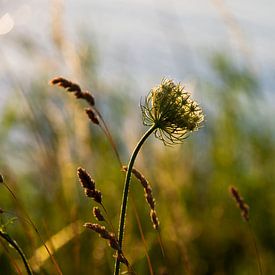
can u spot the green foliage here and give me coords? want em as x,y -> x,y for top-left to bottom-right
0,44 -> 274,274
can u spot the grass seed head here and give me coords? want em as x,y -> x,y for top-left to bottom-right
49,77 -> 81,93
108,234 -> 120,251
82,91 -> 95,106
150,210 -> 160,230
93,189 -> 102,204
50,77 -> 95,106
84,223 -> 120,251
77,168 -> 95,190
86,108 -> 100,125
93,207 -> 105,222
123,166 -> 158,227
230,186 -> 250,222
84,189 -> 102,204
84,223 -> 109,238
145,186 -> 155,210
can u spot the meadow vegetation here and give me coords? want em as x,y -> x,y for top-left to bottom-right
0,32 -> 275,275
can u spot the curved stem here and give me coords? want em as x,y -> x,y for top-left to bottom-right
114,125 -> 157,275
2,181 -> 63,275
0,230 -> 33,275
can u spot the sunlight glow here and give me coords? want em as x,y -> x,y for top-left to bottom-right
0,13 -> 14,35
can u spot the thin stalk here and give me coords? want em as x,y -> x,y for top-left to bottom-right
0,230 -> 33,275
93,106 -> 122,167
248,222 -> 263,275
100,203 -> 116,234
114,125 -> 157,275
0,238 -> 23,275
1,181 -> 63,275
131,196 -> 154,275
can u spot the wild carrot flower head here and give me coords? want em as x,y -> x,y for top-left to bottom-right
141,78 -> 204,145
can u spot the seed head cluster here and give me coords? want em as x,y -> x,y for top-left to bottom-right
141,78 -> 204,145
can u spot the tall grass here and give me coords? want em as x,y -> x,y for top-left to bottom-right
0,29 -> 275,273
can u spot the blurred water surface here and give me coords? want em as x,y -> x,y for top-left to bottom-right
1,0 -> 274,98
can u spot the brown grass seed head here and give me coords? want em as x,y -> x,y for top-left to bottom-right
125,167 -> 156,209
50,76 -> 95,106
84,222 -> 126,263
145,186 -> 155,210
85,189 -> 102,204
92,189 -> 102,204
82,91 -> 95,106
124,166 -> 159,229
123,166 -> 149,189
150,210 -> 160,230
229,186 -> 250,222
50,77 -> 81,93
84,223 -> 109,237
85,108 -> 100,125
84,223 -> 120,251
77,167 -> 95,190
108,233 -> 120,251
93,207 -> 105,222
0,174 -> 3,183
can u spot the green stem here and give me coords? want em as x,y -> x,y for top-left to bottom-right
114,125 -> 157,275
0,230 -> 33,275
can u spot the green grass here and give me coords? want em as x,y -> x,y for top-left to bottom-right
0,48 -> 274,274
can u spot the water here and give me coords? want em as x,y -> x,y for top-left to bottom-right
1,0 -> 275,103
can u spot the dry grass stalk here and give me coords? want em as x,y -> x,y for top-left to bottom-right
229,186 -> 249,222
123,166 -> 160,229
0,174 -> 3,183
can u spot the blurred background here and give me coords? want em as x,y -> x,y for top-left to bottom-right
0,0 -> 275,274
